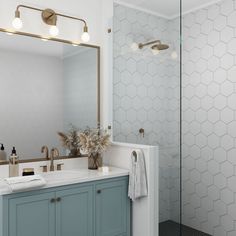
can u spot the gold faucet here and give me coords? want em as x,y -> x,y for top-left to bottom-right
41,145 -> 49,159
50,148 -> 59,171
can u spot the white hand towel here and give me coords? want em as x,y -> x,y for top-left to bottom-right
4,175 -> 46,192
128,149 -> 148,201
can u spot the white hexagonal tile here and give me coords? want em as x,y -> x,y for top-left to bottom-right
214,42 -> 227,58
207,30 -> 220,46
221,135 -> 234,150
147,62 -> 157,76
208,159 -> 220,175
220,107 -> 234,123
220,26 -> 234,43
228,11 -> 236,27
214,15 -> 227,31
227,94 -> 236,110
214,173 -> 226,189
208,4 -> 220,20
207,56 -> 220,72
227,149 -> 236,165
208,185 -> 220,200
126,58 -> 137,74
208,108 -> 220,123
228,121 -> 236,137
201,45 -> 213,59
126,109 -> 137,122
227,38 -> 236,55
221,215 -> 234,231
214,121 -> 227,137
228,67 -> 236,83
214,68 -> 226,84
214,147 -> 227,163
220,54 -> 234,70
137,86 -> 147,98
136,60 -> 147,75
208,134 -> 220,149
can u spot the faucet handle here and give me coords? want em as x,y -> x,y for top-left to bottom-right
40,165 -> 48,172
56,163 -> 64,171
51,148 -> 60,158
41,145 -> 49,159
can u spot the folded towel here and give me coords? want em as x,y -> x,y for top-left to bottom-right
4,175 -> 46,192
128,149 -> 148,201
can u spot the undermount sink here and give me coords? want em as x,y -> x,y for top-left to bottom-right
42,170 -> 89,182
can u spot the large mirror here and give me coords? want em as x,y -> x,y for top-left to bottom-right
0,31 -> 100,162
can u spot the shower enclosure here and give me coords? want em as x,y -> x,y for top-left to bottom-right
112,1 -> 181,235
113,0 -> 236,235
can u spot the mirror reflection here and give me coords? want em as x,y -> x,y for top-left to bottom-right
0,33 -> 99,160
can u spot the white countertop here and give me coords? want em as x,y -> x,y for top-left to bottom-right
0,167 -> 129,195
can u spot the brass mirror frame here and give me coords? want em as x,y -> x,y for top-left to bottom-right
0,28 -> 101,165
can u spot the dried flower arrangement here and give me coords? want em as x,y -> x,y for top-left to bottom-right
79,128 -> 110,155
57,125 -> 80,156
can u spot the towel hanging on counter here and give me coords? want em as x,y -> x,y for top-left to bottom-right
4,175 -> 46,192
128,149 -> 148,201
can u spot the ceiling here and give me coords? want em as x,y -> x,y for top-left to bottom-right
115,0 -> 223,18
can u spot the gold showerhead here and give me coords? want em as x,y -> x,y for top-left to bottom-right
151,43 -> 169,51
138,39 -> 169,52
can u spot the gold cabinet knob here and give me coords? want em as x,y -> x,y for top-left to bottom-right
40,165 -> 48,172
50,198 -> 56,203
56,197 -> 61,202
56,163 -> 64,171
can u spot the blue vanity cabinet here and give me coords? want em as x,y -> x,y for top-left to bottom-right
1,176 -> 130,236
8,192 -> 56,236
55,185 -> 93,236
95,178 -> 130,236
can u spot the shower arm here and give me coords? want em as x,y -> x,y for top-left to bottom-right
138,40 -> 161,49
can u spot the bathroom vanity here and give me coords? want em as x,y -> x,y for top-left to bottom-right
0,168 -> 130,236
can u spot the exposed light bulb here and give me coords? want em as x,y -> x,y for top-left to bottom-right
171,51 -> 178,59
81,32 -> 90,42
12,17 -> 23,30
152,48 -> 160,55
49,25 -> 59,37
131,42 -> 139,51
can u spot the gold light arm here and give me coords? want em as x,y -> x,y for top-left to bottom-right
15,4 -> 88,28
139,40 -> 161,49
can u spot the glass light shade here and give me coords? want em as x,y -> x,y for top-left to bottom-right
12,17 -> 23,30
152,48 -> 160,55
81,32 -> 90,42
171,51 -> 178,59
131,43 -> 139,51
49,25 -> 59,37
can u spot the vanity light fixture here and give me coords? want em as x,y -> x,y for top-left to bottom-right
12,5 -> 90,42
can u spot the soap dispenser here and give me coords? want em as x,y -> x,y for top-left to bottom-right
9,147 -> 19,177
0,144 -> 7,161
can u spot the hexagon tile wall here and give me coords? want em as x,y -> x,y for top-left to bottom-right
113,3 -> 181,225
182,0 -> 236,235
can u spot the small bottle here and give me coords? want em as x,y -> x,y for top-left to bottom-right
9,147 -> 19,177
0,144 -> 7,161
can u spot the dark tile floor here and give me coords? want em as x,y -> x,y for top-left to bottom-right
159,220 -> 212,236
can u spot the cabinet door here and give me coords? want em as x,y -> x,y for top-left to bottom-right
95,179 -> 129,236
56,185 -> 93,236
9,192 -> 55,236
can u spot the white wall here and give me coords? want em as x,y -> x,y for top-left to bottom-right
112,3 -> 181,223
182,0 -> 236,235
